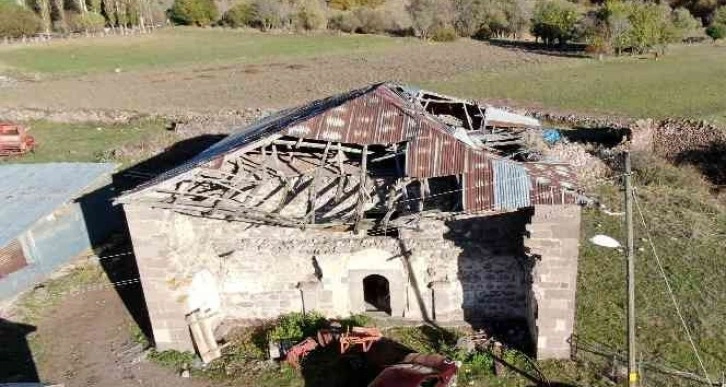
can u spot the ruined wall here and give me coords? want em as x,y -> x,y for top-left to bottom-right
125,204 -> 578,359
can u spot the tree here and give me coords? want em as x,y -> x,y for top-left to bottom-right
706,5 -> 726,40
407,0 -> 454,39
249,0 -> 286,30
0,2 -> 42,37
714,5 -> 726,24
68,11 -> 105,32
327,0 -> 384,11
30,0 -> 51,33
293,0 -> 326,30
530,0 -> 579,46
168,0 -> 218,26
454,0 -> 530,38
223,1 -> 254,27
627,2 -> 675,53
602,0 -> 634,54
671,7 -> 701,40
706,22 -> 726,39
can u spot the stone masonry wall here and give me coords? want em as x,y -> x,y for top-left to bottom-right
125,203 -> 578,358
526,204 -> 581,359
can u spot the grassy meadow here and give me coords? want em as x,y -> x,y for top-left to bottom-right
0,28 -> 397,75
430,44 -> 726,124
0,119 -> 170,165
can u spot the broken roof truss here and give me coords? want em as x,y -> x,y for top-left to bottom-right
120,83 -> 578,233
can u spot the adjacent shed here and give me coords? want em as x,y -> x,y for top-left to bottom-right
0,163 -> 119,300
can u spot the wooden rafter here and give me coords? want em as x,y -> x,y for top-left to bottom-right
353,144 -> 369,235
305,141 -> 332,225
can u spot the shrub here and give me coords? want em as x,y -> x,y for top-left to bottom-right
147,350 -> 197,372
168,0 -> 219,26
293,0 -> 327,30
223,1 -> 255,27
431,24 -> 457,41
0,2 -> 42,38
354,7 -> 390,33
67,11 -> 106,33
328,10 -> 360,32
706,23 -> 726,40
339,314 -> 373,330
269,311 -> 326,342
530,0 -> 579,46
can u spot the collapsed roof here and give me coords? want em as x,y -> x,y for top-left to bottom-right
119,83 -> 578,233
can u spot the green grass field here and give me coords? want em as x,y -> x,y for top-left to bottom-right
0,119 -> 169,165
431,44 -> 726,124
0,28 -> 397,75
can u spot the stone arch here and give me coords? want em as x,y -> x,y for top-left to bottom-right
363,274 -> 391,315
346,248 -> 406,317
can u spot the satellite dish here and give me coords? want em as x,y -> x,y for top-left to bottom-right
590,234 -> 622,249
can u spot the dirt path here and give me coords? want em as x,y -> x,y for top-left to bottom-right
0,40 -> 566,115
30,288 -> 211,387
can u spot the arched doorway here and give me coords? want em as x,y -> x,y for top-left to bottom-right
363,274 -> 391,315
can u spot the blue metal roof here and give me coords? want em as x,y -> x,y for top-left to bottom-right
0,163 -> 116,247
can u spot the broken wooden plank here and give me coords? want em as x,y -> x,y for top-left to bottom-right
273,139 -> 369,155
305,141 -> 332,225
353,144 -> 369,235
335,143 -> 345,201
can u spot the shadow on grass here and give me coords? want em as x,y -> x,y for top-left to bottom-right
487,39 -> 590,59
674,140 -> 726,186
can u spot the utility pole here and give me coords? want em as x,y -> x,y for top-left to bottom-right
624,151 -> 638,386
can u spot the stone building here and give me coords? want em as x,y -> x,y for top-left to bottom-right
118,83 -> 581,359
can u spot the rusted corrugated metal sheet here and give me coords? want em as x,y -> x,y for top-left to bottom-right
463,151 -> 494,211
285,86 -> 415,145
406,123 -> 468,178
524,163 -> 579,205
0,240 -> 27,278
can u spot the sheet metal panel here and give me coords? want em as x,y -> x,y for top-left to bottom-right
522,163 -> 579,205
0,163 -> 116,247
406,123 -> 468,178
463,151 -> 494,212
492,159 -> 532,210
285,87 -> 412,144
